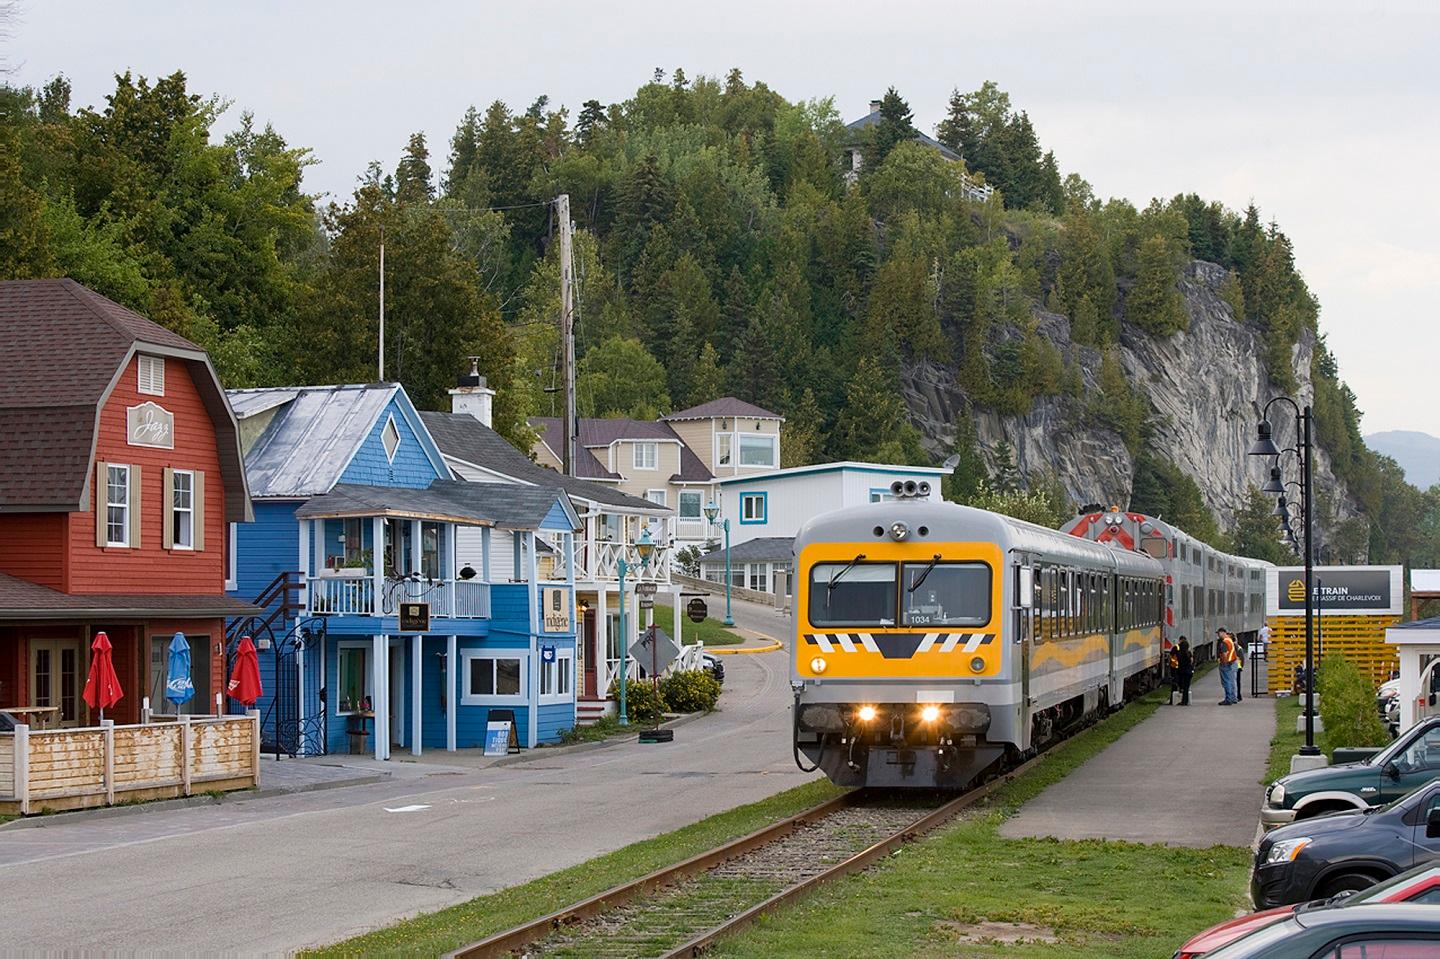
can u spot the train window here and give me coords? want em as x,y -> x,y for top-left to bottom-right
1058,571 -> 1070,637
902,562 -> 990,627
1140,536 -> 1167,560
808,562 -> 897,627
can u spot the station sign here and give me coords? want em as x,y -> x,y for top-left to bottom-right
1267,565 -> 1402,616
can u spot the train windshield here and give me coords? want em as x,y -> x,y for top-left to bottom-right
809,562 -> 897,626
902,562 -> 991,627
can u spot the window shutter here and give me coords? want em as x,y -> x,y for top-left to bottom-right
95,461 -> 108,548
162,467 -> 175,550
193,470 -> 205,551
129,464 -> 142,549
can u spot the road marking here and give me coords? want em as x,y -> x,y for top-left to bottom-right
383,804 -> 432,813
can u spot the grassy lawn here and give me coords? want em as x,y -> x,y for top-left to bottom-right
653,602 -> 746,646
710,690 -> 1253,959
1264,695 -> 1306,785
302,779 -> 846,957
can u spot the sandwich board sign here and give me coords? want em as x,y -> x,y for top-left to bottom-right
484,708 -> 520,755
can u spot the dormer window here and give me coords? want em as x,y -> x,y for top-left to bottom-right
633,442 -> 658,470
381,415 -> 401,462
138,355 -> 165,396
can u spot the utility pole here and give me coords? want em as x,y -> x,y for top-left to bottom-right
557,194 -> 578,477
378,230 -> 386,382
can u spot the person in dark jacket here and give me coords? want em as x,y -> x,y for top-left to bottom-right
1175,637 -> 1194,706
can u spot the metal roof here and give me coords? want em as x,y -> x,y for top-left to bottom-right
420,411 -> 666,514
295,480 -> 581,531
662,397 -> 783,421
229,384 -> 402,498
698,536 -> 795,565
0,571 -> 259,620
1412,570 -> 1440,593
714,461 -> 946,485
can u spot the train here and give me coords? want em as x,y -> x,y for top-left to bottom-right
790,484 -> 1271,789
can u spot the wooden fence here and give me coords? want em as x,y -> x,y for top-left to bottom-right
0,711 -> 260,815
1265,614 -> 1401,694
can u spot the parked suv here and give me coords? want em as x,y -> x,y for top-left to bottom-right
1262,717 -> 1440,827
1251,777 -> 1440,908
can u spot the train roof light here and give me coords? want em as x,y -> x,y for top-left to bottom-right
889,522 -> 910,541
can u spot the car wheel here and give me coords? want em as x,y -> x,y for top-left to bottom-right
1317,873 -> 1379,898
1295,801 -> 1363,821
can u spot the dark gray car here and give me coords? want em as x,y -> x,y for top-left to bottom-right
1252,778 -> 1440,908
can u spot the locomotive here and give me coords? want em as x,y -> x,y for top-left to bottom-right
790,485 -> 1270,789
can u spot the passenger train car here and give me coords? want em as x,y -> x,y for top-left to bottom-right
1061,507 -> 1271,662
791,482 -> 1168,789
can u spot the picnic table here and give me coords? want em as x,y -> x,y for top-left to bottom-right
0,705 -> 60,729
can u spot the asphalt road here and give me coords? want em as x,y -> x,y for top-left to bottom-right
0,600 -> 815,955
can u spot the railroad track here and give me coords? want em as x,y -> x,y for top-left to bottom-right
445,751 -> 1045,959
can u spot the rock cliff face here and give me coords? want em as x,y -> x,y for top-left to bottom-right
903,260 -> 1358,531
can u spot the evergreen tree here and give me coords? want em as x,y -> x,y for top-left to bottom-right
991,440 -> 1022,492
866,87 -> 916,168
716,266 -> 751,363
832,356 -> 911,461
688,342 -> 726,406
1230,485 -> 1293,564
944,412 -> 989,502
1126,235 -> 1187,335
394,131 -> 434,204
779,387 -> 825,468
576,99 -> 606,143
730,313 -> 782,411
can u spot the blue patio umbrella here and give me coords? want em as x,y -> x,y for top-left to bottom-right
165,632 -> 195,713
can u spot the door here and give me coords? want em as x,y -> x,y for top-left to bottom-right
1386,725 -> 1440,802
582,607 -> 598,698
29,638 -> 83,727
1410,785 -> 1440,869
389,642 -> 406,750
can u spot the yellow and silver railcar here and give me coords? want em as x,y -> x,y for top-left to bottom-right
792,481 -> 1165,788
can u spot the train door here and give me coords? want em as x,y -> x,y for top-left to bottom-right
1017,562 -> 1036,746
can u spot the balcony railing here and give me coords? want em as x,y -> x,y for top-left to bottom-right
306,574 -> 490,619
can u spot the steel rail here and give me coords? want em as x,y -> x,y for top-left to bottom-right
445,790 -> 862,959
447,750 -> 1047,959
657,750 -> 1046,958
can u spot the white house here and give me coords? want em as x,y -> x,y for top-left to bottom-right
698,462 -> 947,596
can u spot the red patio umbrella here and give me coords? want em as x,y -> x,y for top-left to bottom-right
82,630 -> 124,721
227,636 -> 263,707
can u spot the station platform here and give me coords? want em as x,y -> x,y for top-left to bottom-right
999,665 -> 1272,848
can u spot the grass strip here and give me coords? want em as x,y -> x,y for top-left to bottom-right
1265,694 -> 1306,784
653,602 -> 746,646
710,689 -> 1253,959
301,778 -> 845,958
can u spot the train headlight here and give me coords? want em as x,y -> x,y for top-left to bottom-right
809,656 -> 827,674
889,521 -> 909,541
970,656 -> 986,673
920,705 -> 941,723
857,705 -> 878,723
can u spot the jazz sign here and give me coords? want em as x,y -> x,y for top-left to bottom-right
127,402 -> 174,449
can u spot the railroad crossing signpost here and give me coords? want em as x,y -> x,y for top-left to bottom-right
630,625 -> 681,678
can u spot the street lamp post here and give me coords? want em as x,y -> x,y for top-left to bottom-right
703,501 -> 734,626
616,527 -> 654,727
1250,397 -> 1319,757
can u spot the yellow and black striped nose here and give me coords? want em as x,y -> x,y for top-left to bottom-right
802,632 -> 995,659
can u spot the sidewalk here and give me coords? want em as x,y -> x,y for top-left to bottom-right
999,666 -> 1273,848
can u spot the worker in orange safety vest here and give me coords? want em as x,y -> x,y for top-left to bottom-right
1217,628 -> 1240,706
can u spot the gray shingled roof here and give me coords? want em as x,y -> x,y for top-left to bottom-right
295,480 -> 580,531
844,109 -> 963,162
672,444 -> 714,483
420,411 -> 665,513
698,536 -> 795,565
661,397 -> 783,421
0,279 -> 250,520
230,384 -> 399,498
0,571 -> 259,620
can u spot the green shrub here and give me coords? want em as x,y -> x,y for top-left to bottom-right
609,677 -> 665,725
660,670 -> 722,713
1317,655 -> 1389,756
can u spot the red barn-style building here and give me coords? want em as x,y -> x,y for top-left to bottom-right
0,279 -> 255,726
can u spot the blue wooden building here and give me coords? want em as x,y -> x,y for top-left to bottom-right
225,384 -> 580,758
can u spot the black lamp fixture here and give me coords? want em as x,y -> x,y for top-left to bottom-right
1250,396 -> 1318,757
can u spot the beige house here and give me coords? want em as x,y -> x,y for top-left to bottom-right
531,398 -> 784,555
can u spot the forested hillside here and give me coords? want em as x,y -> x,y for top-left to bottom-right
1,69 -> 1435,567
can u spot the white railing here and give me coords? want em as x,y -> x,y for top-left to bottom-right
309,575 -> 375,616
452,579 -> 490,618
674,519 -> 707,543
584,540 -> 672,585
309,575 -> 489,620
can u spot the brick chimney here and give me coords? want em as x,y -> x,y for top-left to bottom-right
449,356 -> 495,428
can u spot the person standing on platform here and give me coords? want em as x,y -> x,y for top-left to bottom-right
1234,631 -> 1247,701
1176,637 -> 1194,706
1166,641 -> 1181,704
1217,628 -> 1240,705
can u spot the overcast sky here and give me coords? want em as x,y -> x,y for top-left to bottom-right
6,0 -> 1437,437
